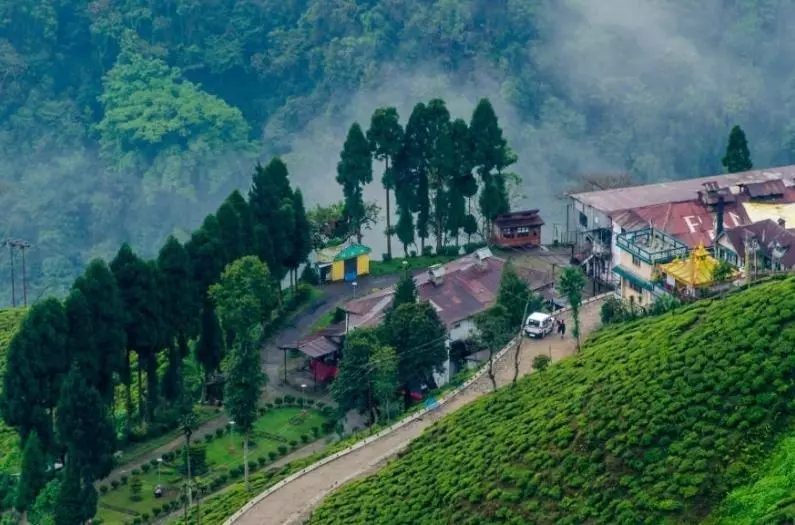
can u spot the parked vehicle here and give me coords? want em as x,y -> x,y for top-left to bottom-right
525,312 -> 555,338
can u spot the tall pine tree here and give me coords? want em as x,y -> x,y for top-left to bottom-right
196,298 -> 224,401
722,125 -> 753,173
367,107 -> 404,259
70,260 -> 127,404
1,298 -> 68,453
336,123 -> 374,244
287,189 -> 312,290
426,99 -> 454,252
185,214 -> 226,300
249,158 -> 294,283
16,431 -> 47,512
403,103 -> 431,253
110,245 -> 164,422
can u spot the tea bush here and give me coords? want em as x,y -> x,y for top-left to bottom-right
308,277 -> 795,525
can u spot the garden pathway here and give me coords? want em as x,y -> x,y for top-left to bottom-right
234,298 -> 607,525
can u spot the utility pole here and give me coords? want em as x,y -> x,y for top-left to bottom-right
9,240 -> 31,306
4,241 -> 15,307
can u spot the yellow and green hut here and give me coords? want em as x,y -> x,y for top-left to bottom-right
316,242 -> 371,282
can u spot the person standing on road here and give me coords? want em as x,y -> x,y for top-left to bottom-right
559,319 -> 566,339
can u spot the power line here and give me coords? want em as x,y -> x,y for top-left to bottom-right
1,239 -> 32,307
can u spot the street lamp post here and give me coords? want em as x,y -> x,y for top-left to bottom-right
352,281 -> 358,299
229,420 -> 235,451
402,260 -> 408,279
157,457 -> 163,485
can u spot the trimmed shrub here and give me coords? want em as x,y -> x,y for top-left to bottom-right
297,397 -> 305,407
204,433 -> 214,443
140,463 -> 151,474
131,468 -> 141,476
152,507 -> 162,518
149,458 -> 159,467
289,439 -> 298,449
120,474 -> 129,485
99,485 -> 109,494
110,480 -> 120,490
274,397 -> 284,406
300,434 -> 310,444
141,513 -> 149,522
268,451 -> 278,461
248,460 -> 258,471
257,456 -> 268,466
284,395 -> 295,404
215,427 -> 225,438
278,445 -> 288,456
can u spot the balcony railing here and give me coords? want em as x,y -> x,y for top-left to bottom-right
615,228 -> 688,265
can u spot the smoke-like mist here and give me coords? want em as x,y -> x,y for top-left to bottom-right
4,0 -> 795,305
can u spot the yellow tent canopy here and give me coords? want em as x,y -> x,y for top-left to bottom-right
658,243 -> 719,288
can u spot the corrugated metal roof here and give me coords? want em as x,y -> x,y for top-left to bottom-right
658,245 -> 719,287
297,334 -> 340,358
493,210 -> 545,228
571,166 -> 795,212
613,200 -> 749,248
316,242 -> 371,263
740,179 -> 786,198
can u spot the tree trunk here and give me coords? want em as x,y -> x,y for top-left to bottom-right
385,159 -> 392,259
186,435 -> 193,508
137,355 -> 144,424
125,350 -> 133,434
146,352 -> 158,421
243,432 -> 250,490
572,309 -> 581,352
487,348 -> 497,391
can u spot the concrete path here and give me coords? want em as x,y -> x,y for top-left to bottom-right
233,298 -> 606,525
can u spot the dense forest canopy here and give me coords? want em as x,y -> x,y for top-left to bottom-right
2,0 -> 795,305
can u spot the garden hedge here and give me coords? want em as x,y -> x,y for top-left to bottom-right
306,276 -> 795,524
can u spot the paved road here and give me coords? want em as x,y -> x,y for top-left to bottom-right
234,298 -> 606,525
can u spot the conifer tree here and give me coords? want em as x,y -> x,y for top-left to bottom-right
111,245 -> 164,422
393,143 -> 416,256
426,99 -> 453,252
249,158 -> 294,282
70,259 -> 127,404
469,98 -> 514,232
391,273 -> 418,313
216,197 -> 245,264
227,189 -> 256,256
336,123 -> 374,244
403,103 -> 431,253
367,107 -> 404,259
196,298 -> 224,399
1,298 -> 68,452
448,118 -> 477,245
186,214 -> 226,300
54,460 -> 94,525
288,189 -> 312,290
56,365 -> 116,482
722,125 -> 753,173
16,431 -> 47,512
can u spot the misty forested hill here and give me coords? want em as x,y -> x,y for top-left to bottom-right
2,0 -> 795,304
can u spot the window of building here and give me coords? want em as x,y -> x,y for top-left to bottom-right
631,255 -> 641,267
516,226 -> 530,236
579,212 -> 588,227
502,228 -> 515,238
628,280 -> 644,294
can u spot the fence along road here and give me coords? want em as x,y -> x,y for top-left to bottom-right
229,294 -> 610,525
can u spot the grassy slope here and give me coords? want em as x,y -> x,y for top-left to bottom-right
307,277 -> 795,525
0,308 -> 26,472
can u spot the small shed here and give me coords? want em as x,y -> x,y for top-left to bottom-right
316,242 -> 371,282
491,210 -> 545,248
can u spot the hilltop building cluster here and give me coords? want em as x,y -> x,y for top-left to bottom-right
567,165 -> 795,304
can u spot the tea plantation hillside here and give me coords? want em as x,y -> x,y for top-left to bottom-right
307,277 -> 795,525
0,308 -> 26,472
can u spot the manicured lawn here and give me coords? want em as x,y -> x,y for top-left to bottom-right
204,407 -> 327,469
369,255 -> 457,277
97,407 -> 329,524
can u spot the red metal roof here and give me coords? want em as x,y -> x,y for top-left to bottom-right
418,256 -> 505,328
611,200 -> 750,248
493,210 -> 545,228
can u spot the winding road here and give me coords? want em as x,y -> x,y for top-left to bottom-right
233,297 -> 607,525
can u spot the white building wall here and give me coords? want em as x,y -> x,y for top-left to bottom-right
432,319 -> 478,389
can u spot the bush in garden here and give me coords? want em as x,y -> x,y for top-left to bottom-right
152,507 -> 161,518
140,463 -> 151,474
289,439 -> 298,449
248,460 -> 258,471
110,480 -> 120,490
98,484 -> 109,494
215,427 -> 225,438
120,475 -> 129,485
300,434 -> 310,444
181,444 -> 209,476
274,397 -> 284,406
311,426 -> 320,438
305,277 -> 795,525
284,395 -> 295,404
258,406 -> 268,415
132,518 -> 141,525
141,513 -> 149,522
162,451 -> 175,462
257,456 -> 268,466
268,451 -> 278,461
278,445 -> 288,456
296,397 -> 305,407
131,468 -> 141,476
149,458 -> 159,467
321,406 -> 334,417
129,476 -> 143,502
204,433 -> 214,443
316,401 -> 325,409
532,354 -> 551,372
266,402 -> 274,409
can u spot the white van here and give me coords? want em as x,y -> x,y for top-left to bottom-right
524,312 -> 555,338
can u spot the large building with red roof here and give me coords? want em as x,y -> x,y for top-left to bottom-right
565,165 -> 795,283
